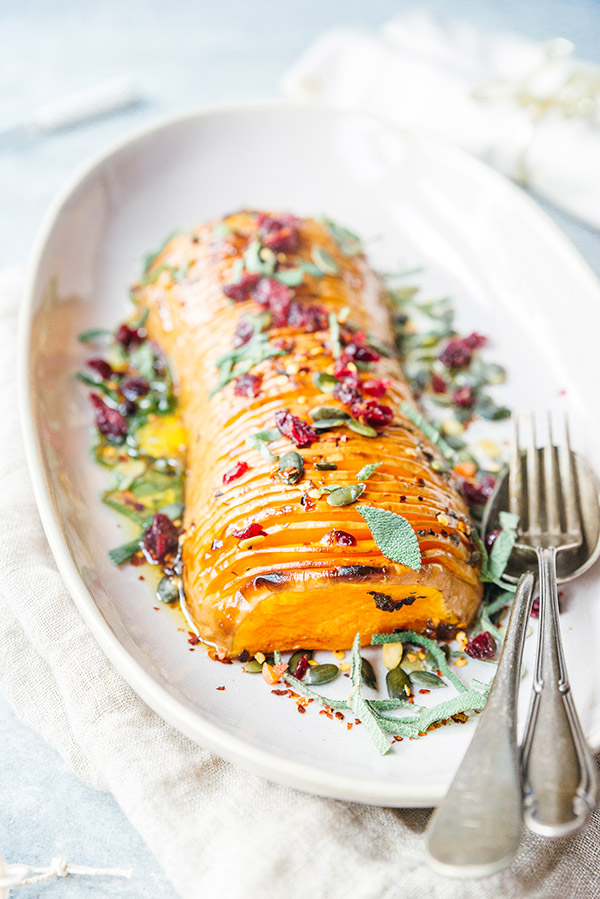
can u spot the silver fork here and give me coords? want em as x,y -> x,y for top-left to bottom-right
512,411 -> 598,836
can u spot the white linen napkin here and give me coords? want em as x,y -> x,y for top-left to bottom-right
282,12 -> 600,230
1,266 -> 599,897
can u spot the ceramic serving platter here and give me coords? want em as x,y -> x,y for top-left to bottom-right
20,103 -> 600,807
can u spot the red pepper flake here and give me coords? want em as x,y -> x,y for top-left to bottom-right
232,522 -> 266,540
334,711 -> 345,720
419,689 -> 431,695
223,272 -> 261,302
143,513 -> 180,564
89,393 -> 128,440
223,461 -> 250,484
216,686 -> 226,691
188,632 -> 200,646
297,704 -> 307,714
346,722 -> 353,731
271,688 -> 290,696
354,718 -> 361,726
275,410 -> 317,447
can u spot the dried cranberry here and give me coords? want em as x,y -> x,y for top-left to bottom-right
257,213 -> 300,253
530,593 -> 563,618
143,513 -> 179,564
330,530 -> 357,546
431,372 -> 447,394
345,343 -> 380,364
332,358 -> 359,384
254,278 -> 292,327
119,399 -> 137,416
453,385 -> 476,408
233,317 -> 255,348
293,654 -> 309,679
439,339 -> 472,369
223,461 -> 250,484
86,358 -> 113,380
485,528 -> 501,553
362,379 -> 388,398
353,400 -> 394,428
333,380 -> 362,406
460,474 -> 496,506
121,376 -> 150,400
115,324 -> 143,349
223,272 -> 261,302
233,373 -> 261,398
465,631 -> 496,660
275,410 -> 317,447
89,394 -> 128,441
288,302 -> 329,333
463,332 -> 487,350
232,522 -> 266,540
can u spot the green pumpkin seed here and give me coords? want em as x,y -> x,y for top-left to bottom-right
288,649 -> 314,674
386,666 -> 412,699
315,461 -> 338,471
361,657 -> 377,689
156,575 -> 180,604
409,670 -> 446,689
312,418 -> 348,430
348,420 -> 377,438
278,451 -> 304,485
313,371 -> 338,394
306,663 -> 339,685
273,268 -> 304,287
484,363 -> 506,385
326,483 -> 366,507
309,406 -> 350,421
244,659 -> 263,673
311,245 -> 339,275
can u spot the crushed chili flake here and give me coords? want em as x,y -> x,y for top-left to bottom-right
347,722 -> 353,731
216,686 -> 226,691
297,705 -> 307,714
232,522 -> 266,540
223,461 -> 250,484
188,633 -> 200,646
334,711 -> 345,720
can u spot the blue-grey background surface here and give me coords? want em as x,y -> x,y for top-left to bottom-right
1,1 -> 598,895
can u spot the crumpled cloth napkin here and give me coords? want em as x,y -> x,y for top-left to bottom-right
1,265 -> 599,898
282,12 -> 600,230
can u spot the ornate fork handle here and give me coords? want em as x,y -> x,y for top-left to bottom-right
521,546 -> 598,836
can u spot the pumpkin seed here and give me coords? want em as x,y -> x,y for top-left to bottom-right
361,657 -> 377,689
386,666 -> 412,699
305,663 -> 339,685
244,659 -> 263,673
156,575 -> 180,604
311,245 -> 339,275
326,483 -> 366,506
400,657 -> 425,673
278,451 -> 304,485
382,642 -> 404,670
310,406 -> 350,421
315,461 -> 338,471
312,419 -> 348,431
484,363 -> 506,385
409,670 -> 446,689
288,649 -> 314,674
313,371 -> 338,394
347,420 -> 377,438
273,267 -> 304,287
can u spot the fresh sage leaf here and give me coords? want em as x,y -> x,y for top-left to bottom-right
311,245 -> 339,275
356,462 -> 382,480
356,506 -> 422,571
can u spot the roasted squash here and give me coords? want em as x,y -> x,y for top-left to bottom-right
134,211 -> 482,657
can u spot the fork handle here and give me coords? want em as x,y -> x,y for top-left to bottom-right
521,546 -> 598,837
425,572 -> 534,877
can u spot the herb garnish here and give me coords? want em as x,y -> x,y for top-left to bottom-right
356,462 -> 382,480
400,401 -> 455,460
311,245 -> 339,276
356,506 -> 422,571
211,332 -> 290,395
318,218 -> 363,256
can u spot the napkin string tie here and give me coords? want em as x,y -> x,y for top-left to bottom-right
0,856 -> 132,891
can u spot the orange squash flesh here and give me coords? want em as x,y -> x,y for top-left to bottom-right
135,211 -> 482,657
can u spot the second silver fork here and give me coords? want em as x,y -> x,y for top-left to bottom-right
512,412 -> 598,836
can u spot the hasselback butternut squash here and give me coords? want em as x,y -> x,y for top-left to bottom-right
134,211 -> 482,657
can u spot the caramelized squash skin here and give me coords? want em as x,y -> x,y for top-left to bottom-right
135,212 -> 482,656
